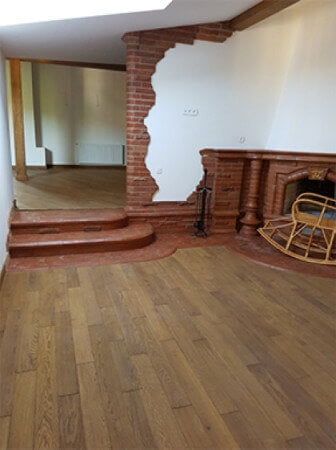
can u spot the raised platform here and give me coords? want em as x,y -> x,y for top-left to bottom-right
8,208 -> 154,260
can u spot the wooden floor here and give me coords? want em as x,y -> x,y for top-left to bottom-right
0,246 -> 335,449
13,167 -> 126,210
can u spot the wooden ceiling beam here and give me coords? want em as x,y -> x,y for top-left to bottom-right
229,0 -> 300,31
8,58 -> 126,72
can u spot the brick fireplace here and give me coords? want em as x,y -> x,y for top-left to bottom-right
203,150 -> 336,235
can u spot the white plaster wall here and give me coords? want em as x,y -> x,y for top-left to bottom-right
0,47 -> 14,268
145,0 -> 336,201
267,0 -> 336,152
7,63 -> 126,166
37,64 -> 126,164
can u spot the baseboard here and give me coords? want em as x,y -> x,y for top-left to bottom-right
12,165 -> 46,170
47,164 -> 126,169
12,164 -> 126,170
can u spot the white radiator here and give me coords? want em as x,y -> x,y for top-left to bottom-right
75,143 -> 125,166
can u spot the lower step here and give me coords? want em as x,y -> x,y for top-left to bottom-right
9,224 -> 155,258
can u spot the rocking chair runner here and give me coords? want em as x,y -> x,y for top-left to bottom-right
258,192 -> 336,265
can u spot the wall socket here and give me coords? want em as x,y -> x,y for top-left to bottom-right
183,108 -> 199,117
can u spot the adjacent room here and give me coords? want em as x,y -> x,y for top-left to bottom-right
7,60 -> 126,209
0,0 -> 335,449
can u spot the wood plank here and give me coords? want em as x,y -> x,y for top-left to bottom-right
88,266 -> 113,308
37,271 -> 56,327
100,305 -> 124,341
7,371 -> 36,449
123,389 -> 157,449
35,326 -> 59,449
223,410 -> 265,449
55,311 -> 78,396
0,417 -> 10,449
53,270 -> 69,313
77,362 -> 111,450
157,305 -> 237,415
134,316 -> 191,409
162,339 -> 239,449
15,292 -> 39,372
230,0 -> 301,31
68,288 -> 94,364
77,268 -> 103,326
127,279 -> 172,342
58,394 -> 86,449
110,339 -> 140,393
0,310 -> 21,417
173,405 -> 216,449
89,324 -> 136,449
65,268 -> 80,289
112,292 -> 146,355
131,353 -> 188,449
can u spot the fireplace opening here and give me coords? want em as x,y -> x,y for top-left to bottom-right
283,178 -> 336,215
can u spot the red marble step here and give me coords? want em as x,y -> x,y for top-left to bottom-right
8,224 -> 155,258
11,208 -> 128,234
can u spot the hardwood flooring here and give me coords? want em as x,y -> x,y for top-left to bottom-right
0,246 -> 335,449
13,167 -> 126,210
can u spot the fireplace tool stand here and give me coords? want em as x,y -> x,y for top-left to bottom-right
194,169 -> 213,237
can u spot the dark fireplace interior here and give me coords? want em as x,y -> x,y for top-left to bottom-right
283,178 -> 336,214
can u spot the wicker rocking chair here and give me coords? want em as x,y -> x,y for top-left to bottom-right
258,193 -> 336,265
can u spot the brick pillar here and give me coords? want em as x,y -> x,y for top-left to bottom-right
240,157 -> 263,236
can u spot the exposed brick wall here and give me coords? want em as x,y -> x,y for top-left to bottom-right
122,23 -> 336,235
122,22 -> 233,231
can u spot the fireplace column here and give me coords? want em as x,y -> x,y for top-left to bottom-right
240,156 -> 263,236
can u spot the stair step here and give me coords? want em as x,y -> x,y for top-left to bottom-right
11,208 -> 128,234
9,224 -> 155,258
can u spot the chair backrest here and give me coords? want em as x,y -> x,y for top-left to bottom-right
292,192 -> 336,228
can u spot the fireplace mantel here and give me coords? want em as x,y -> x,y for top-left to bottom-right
201,149 -> 336,163
202,149 -> 336,235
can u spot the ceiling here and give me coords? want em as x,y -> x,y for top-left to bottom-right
0,0 -> 260,64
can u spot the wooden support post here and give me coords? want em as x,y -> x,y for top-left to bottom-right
10,59 -> 27,181
240,157 -> 263,236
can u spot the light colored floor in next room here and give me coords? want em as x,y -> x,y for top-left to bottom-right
0,246 -> 335,449
13,167 -> 126,210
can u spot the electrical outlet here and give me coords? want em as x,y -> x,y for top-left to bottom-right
183,108 -> 199,117
239,136 -> 246,144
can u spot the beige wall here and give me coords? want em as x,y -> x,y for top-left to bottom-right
7,62 -> 126,165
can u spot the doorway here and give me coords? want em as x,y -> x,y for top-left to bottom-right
7,60 -> 126,210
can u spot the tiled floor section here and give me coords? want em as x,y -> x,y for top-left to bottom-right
7,233 -> 336,278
